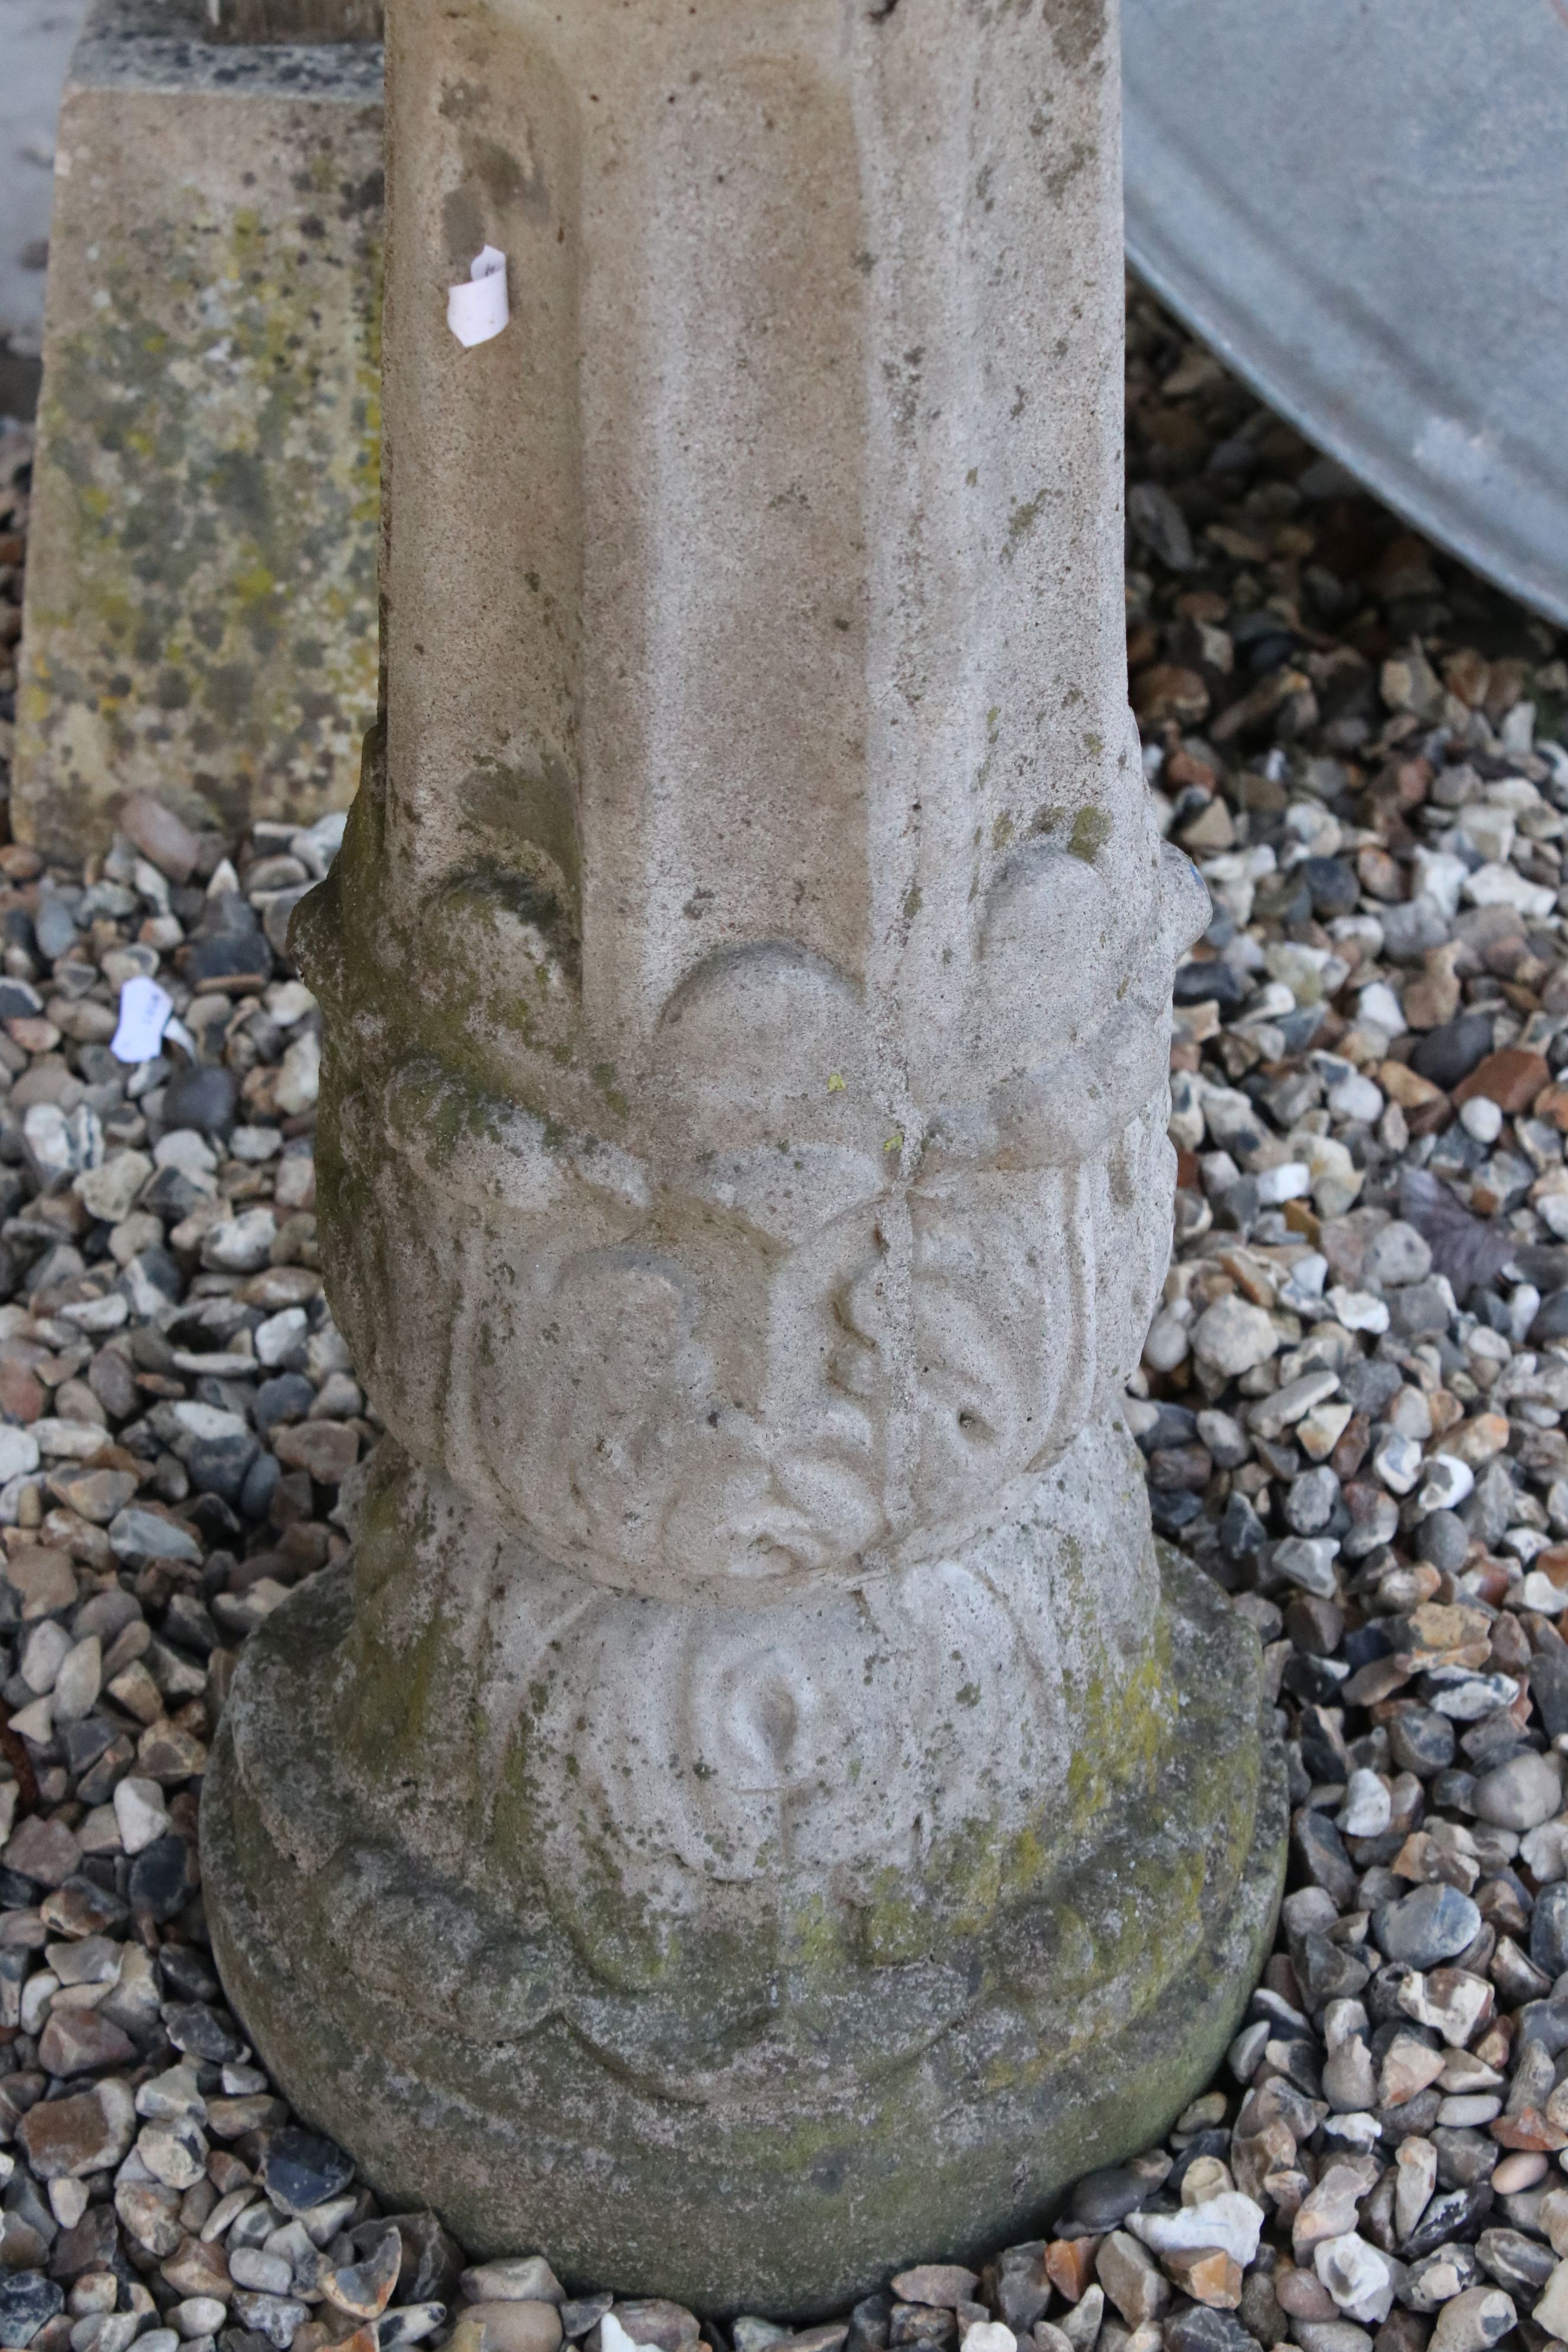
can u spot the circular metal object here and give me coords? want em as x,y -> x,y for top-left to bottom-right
1124,0 -> 1568,625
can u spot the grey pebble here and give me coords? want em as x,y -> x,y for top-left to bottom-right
1409,1015 -> 1494,1092
1285,1467 -> 1340,1536
1416,1511 -> 1470,1574
1292,2324 -> 1373,2352
1529,1650 -> 1568,1741
1069,2166 -> 1149,2230
1474,1751 -> 1561,1831
1273,1536 -> 1341,1599
1373,1882 -> 1482,1968
1531,1881 -> 1568,1978
1363,1221 -> 1433,1289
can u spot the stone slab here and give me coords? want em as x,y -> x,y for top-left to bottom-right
13,0 -> 383,857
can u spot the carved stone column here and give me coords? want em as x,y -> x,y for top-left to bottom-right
204,0 -> 1283,2313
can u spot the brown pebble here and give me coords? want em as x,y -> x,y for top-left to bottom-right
273,1419 -> 360,1485
18,2078 -> 135,2179
37,2008 -> 136,2079
1452,1046 -> 1551,1113
119,792 -> 201,885
161,2235 -> 234,2300
1492,2151 -> 1549,2193
1045,2242 -> 1100,2304
3,1813 -> 81,1888
1163,2250 -> 1242,2309
2,1546 -> 76,1620
1274,2268 -> 1337,2322
0,1360 -> 44,1425
1491,2107 -> 1568,2152
296,2330 -> 377,2352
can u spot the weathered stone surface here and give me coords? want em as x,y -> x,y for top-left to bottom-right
14,0 -> 383,857
203,0 -> 1282,2314
208,1510 -> 1282,2311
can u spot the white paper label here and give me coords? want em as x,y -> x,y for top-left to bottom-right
447,245 -> 510,348
109,975 -> 174,1064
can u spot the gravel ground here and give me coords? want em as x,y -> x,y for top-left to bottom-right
0,283 -> 1566,2352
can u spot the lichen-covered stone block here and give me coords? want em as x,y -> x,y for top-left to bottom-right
13,0 -> 382,857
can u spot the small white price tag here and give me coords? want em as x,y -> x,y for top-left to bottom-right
109,974 -> 174,1064
447,245 -> 510,348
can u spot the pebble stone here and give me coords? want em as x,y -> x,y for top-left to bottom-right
1110,276 -> 1568,2352
1371,1883 -> 1484,1968
1532,2259 -> 1568,2337
1472,1748 -> 1562,1828
1532,1881 -> 1568,1975
3,296 -> 1568,2352
1427,2288 -> 1515,2352
448,2307 -> 563,2352
1312,2237 -> 1393,2326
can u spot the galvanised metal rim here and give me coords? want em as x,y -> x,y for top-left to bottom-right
1123,0 -> 1568,626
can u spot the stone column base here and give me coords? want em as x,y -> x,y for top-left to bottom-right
203,1435 -> 1283,2317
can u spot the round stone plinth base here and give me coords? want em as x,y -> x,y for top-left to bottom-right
202,1450 -> 1283,2317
